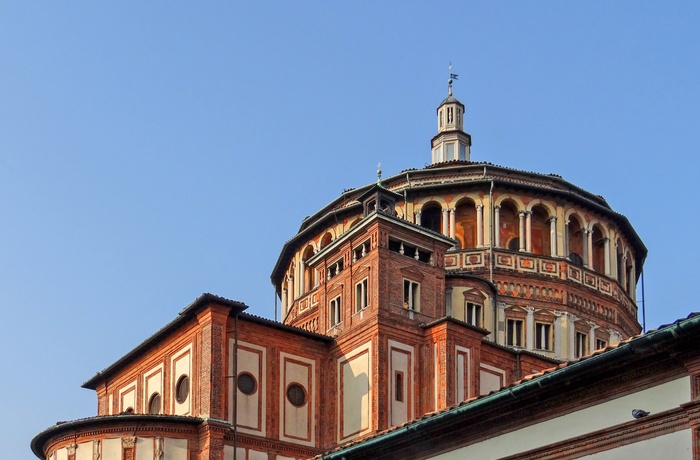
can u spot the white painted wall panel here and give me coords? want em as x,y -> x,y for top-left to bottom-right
580,429 -> 692,459
102,439 -> 121,459
339,343 -> 371,441
248,450 -> 268,460
230,341 -> 266,436
280,352 -> 315,446
135,437 -> 153,460
164,438 -> 187,460
171,345 -> 192,415
55,448 -> 67,460
75,441 -> 92,460
431,377 -> 691,460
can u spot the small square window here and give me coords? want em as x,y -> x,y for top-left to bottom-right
596,338 -> 607,350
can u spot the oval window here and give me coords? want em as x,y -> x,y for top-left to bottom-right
286,383 -> 307,407
175,375 -> 189,404
237,372 -> 257,395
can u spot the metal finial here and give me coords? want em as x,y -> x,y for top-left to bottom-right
448,62 -> 459,97
377,162 -> 382,185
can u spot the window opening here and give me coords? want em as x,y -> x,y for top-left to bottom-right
535,323 -> 552,350
507,319 -> 524,347
403,280 -> 420,311
466,302 -> 481,327
148,393 -> 161,415
287,383 -> 307,407
355,278 -> 368,312
575,332 -> 588,358
329,295 -> 342,327
596,339 -> 607,350
175,375 -> 189,404
395,371 -> 404,402
237,372 -> 257,395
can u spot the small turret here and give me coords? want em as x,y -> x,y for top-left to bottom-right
431,65 -> 472,164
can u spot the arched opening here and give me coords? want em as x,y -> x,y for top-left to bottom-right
591,225 -> 605,274
499,201 -> 519,250
455,199 -> 477,249
616,239 -> 624,284
420,202 -> 442,234
530,205 -> 551,256
568,216 -> 584,266
302,245 -> 315,292
320,232 -> 333,249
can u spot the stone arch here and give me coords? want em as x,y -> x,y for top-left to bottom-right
419,200 -> 443,234
320,231 -> 334,249
530,204 -> 552,256
567,214 -> 585,266
302,245 -> 315,292
454,197 -> 478,249
499,199 -> 520,250
590,223 -> 607,274
525,199 -> 556,216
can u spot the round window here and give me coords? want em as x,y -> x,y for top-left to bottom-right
237,372 -> 257,395
286,383 -> 307,407
148,392 -> 161,415
175,375 -> 189,404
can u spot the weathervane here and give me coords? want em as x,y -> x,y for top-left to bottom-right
448,62 -> 458,97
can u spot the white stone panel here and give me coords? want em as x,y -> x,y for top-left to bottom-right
229,340 -> 266,436
75,442 -> 92,460
280,352 -> 315,446
388,340 -> 414,427
119,381 -> 137,412
248,450 -> 268,460
479,363 -> 505,396
171,344 -> 192,415
338,341 -> 372,441
55,447 -> 67,460
580,429 -> 692,458
164,438 -> 188,460
143,364 -> 164,413
135,437 -> 153,460
455,346 -> 471,402
102,439 -> 121,459
431,377 -> 691,460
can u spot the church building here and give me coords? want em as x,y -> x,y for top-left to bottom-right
32,78 -> 691,460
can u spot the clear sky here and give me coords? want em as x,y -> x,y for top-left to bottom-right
3,2 -> 699,458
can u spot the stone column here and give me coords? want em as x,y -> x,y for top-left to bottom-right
588,321 -> 599,353
518,211 -> 526,252
525,307 -> 535,351
554,311 -> 564,359
568,314 -> 578,361
582,229 -> 590,268
621,254 -> 628,290
449,208 -> 456,239
281,286 -> 288,317
442,208 -> 449,237
525,211 -> 532,252
415,210 -> 422,226
586,228 -> 594,268
476,205 -> 484,247
299,259 -> 305,295
564,219 -> 570,258
549,216 -> 557,256
494,206 -> 501,247
603,237 -> 611,276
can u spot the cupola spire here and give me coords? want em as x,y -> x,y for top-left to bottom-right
431,63 -> 472,164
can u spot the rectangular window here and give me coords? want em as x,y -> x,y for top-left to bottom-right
596,338 -> 607,350
446,143 -> 455,161
507,319 -> 524,347
575,332 -> 588,358
459,143 -> 466,160
395,371 -> 404,402
403,280 -> 420,311
465,302 -> 481,327
535,323 -> 552,350
355,278 -> 368,312
329,295 -> 342,327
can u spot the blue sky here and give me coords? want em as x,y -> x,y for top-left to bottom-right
3,2 -> 699,458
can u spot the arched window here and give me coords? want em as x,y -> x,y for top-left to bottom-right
499,201 -> 519,250
302,245 -> 315,292
568,216 -> 584,263
420,203 -> 442,234
320,232 -> 333,249
455,200 -> 477,249
591,225 -> 605,273
530,206 -> 551,256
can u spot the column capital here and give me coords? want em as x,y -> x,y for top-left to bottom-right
553,310 -> 564,318
415,210 -> 422,216
548,216 -> 557,223
476,204 -> 484,210
494,205 -> 501,211
525,306 -> 536,314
